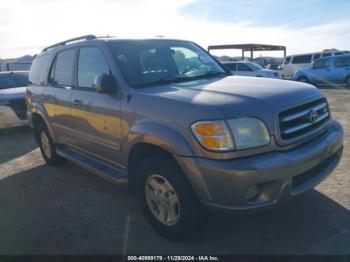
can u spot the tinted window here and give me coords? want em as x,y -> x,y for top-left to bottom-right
0,73 -> 29,90
284,56 -> 291,64
237,63 -> 253,71
335,52 -> 344,56
292,55 -> 312,64
322,53 -> 332,57
313,58 -> 330,69
78,47 -> 110,88
335,56 -> 350,67
51,49 -> 76,86
29,54 -> 50,85
109,40 -> 225,87
222,63 -> 237,71
313,54 -> 321,61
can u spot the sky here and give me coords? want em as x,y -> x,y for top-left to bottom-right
0,0 -> 349,58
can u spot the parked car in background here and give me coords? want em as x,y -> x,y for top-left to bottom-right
294,54 -> 350,87
27,35 -> 343,241
0,71 -> 29,129
280,51 -> 349,79
222,61 -> 280,78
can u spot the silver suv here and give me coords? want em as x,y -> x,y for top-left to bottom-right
27,35 -> 344,241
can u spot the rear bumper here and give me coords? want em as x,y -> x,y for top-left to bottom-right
176,120 -> 343,212
0,106 -> 28,129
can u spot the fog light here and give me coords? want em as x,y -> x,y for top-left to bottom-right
244,185 -> 259,201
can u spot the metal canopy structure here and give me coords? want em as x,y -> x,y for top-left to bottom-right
208,43 -> 286,60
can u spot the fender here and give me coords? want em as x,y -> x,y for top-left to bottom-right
30,102 -> 57,143
126,122 -> 213,202
126,122 -> 194,158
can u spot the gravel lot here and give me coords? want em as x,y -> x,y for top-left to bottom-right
0,88 -> 349,255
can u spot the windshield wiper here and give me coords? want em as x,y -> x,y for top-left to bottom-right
135,72 -> 228,88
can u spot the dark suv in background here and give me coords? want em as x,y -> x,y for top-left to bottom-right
26,35 -> 343,241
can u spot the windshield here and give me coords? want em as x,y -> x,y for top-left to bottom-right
108,40 -> 227,87
246,62 -> 263,70
0,73 -> 29,90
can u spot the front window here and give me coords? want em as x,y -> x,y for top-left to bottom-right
108,40 -> 227,87
246,62 -> 263,70
237,63 -> 254,71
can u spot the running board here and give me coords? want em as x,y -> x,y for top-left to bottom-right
56,145 -> 128,183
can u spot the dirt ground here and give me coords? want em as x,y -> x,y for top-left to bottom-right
0,88 -> 349,255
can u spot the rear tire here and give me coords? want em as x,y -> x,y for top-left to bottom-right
37,122 -> 65,166
136,154 -> 205,242
297,76 -> 308,83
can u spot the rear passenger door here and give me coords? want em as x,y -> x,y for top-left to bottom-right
70,46 -> 123,168
45,48 -> 77,145
309,58 -> 331,83
334,56 -> 350,83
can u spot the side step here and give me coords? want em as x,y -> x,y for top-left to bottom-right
56,145 -> 128,183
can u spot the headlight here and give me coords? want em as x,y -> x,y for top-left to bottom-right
228,117 -> 270,150
191,121 -> 234,152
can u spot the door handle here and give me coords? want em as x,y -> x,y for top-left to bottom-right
72,99 -> 84,107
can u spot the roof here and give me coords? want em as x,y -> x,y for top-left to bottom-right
41,35 -> 191,53
208,44 -> 286,52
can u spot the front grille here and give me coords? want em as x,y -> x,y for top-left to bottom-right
279,98 -> 330,140
292,149 -> 341,188
8,98 -> 27,120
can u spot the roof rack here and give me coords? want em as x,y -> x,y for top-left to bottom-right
42,35 -> 97,52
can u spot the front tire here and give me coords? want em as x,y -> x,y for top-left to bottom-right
37,123 -> 65,166
297,76 -> 308,83
136,155 -> 205,241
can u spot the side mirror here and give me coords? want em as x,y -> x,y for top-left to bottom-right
93,74 -> 117,94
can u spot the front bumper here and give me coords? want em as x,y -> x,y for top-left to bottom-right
176,120 -> 343,211
0,105 -> 28,129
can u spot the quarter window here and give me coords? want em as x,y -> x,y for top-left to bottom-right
29,54 -> 50,85
292,55 -> 312,64
78,47 -> 110,88
284,56 -> 291,64
50,49 -> 76,86
335,56 -> 350,67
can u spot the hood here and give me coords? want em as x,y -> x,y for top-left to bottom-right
0,86 -> 26,100
137,76 -> 323,134
260,68 -> 278,74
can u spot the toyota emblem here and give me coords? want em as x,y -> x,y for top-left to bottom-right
309,109 -> 319,123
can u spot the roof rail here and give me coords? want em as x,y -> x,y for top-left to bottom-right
42,35 -> 97,52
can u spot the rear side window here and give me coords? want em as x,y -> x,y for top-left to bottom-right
284,56 -> 291,64
50,49 -> 76,87
29,55 -> 50,85
322,53 -> 332,57
292,55 -> 312,64
335,56 -> 350,67
313,58 -> 330,69
222,63 -> 237,71
78,47 -> 110,89
237,63 -> 253,71
313,54 -> 321,61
